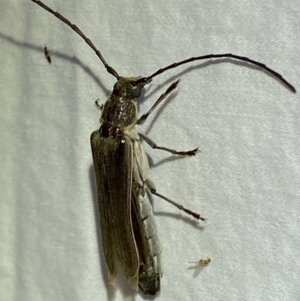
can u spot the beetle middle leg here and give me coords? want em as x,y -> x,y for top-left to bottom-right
146,179 -> 205,221
139,133 -> 198,156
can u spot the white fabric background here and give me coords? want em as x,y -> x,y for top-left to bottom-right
1,1 -> 299,300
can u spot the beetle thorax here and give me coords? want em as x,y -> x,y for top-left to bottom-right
100,77 -> 147,129
101,95 -> 137,129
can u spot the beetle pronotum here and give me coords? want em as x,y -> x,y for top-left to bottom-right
30,0 -> 296,296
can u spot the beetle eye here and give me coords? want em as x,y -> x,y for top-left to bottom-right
126,83 -> 142,97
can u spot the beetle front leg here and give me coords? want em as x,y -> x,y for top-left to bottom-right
137,80 -> 179,125
139,133 -> 198,156
95,99 -> 104,110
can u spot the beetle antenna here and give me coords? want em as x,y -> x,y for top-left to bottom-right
137,53 -> 295,93
31,0 -> 119,79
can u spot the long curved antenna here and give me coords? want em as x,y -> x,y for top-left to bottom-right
137,53 -> 296,93
30,0 -> 119,79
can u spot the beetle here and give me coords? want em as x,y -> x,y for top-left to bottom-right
190,257 -> 212,266
30,0 -> 296,295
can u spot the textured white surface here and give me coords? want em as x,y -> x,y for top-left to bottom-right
1,1 -> 299,300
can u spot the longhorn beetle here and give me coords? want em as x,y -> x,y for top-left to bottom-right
30,0 -> 296,296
